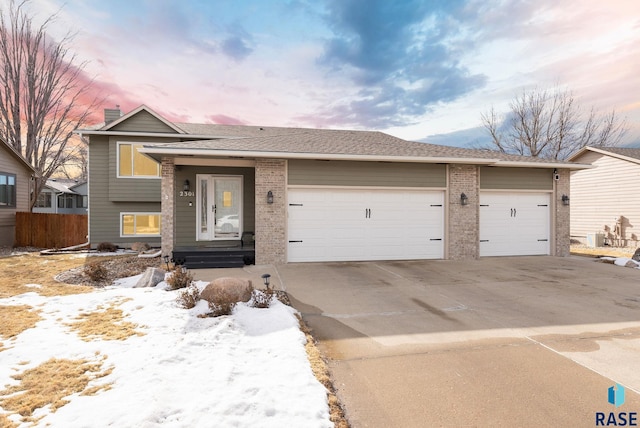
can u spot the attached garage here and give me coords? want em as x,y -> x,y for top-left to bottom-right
287,188 -> 444,262
479,167 -> 553,257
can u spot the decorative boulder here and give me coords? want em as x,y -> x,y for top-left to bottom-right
625,260 -> 639,268
134,267 -> 167,288
632,247 -> 640,262
200,277 -> 253,303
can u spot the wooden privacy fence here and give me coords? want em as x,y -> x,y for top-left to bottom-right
15,212 -> 88,249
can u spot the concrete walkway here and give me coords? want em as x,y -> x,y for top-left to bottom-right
272,256 -> 640,427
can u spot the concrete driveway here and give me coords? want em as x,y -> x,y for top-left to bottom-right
272,256 -> 640,427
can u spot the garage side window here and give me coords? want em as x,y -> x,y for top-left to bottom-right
0,173 -> 16,207
118,143 -> 160,178
121,213 -> 161,237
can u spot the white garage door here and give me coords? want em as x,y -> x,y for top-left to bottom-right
479,192 -> 551,257
288,188 -> 444,262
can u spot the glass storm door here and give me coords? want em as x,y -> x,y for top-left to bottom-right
196,175 -> 242,241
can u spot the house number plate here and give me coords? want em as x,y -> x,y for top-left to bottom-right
179,191 -> 195,197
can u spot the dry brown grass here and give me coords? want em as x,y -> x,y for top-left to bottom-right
570,245 -> 636,258
296,314 -> 350,428
66,298 -> 145,341
0,356 -> 112,424
0,413 -> 18,428
0,253 -> 91,298
0,305 -> 42,346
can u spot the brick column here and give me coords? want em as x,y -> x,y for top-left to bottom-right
255,159 -> 286,264
555,168 -> 570,256
161,157 -> 175,258
448,164 -> 479,260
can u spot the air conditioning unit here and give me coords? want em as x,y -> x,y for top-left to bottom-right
586,233 -> 605,248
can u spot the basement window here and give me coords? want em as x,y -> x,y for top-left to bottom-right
121,213 -> 161,237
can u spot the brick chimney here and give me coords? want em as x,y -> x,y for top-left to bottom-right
104,105 -> 122,124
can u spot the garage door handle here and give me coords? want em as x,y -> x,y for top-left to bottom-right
480,240 -> 489,242
289,240 -> 303,243
430,238 -> 442,241
289,203 -> 303,206
430,204 -> 442,207
537,239 -> 548,242
537,204 -> 548,207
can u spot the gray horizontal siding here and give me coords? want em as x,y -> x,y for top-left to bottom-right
288,160 -> 446,187
108,136 -> 172,202
110,110 -> 178,133
175,166 -> 255,247
480,167 -> 553,190
0,145 -> 32,241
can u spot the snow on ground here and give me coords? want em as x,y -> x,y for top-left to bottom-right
601,256 -> 640,268
0,276 -> 332,427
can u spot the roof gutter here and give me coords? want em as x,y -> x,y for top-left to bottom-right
74,130 -> 245,140
137,146 -> 501,165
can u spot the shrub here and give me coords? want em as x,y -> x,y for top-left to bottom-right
130,242 -> 151,252
84,263 -> 108,282
205,286 -> 237,316
251,289 -> 274,309
97,242 -> 118,253
176,284 -> 200,309
166,267 -> 194,290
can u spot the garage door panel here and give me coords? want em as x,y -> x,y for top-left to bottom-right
288,188 -> 444,262
480,192 -> 550,257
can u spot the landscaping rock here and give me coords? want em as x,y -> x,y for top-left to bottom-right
200,277 -> 253,303
134,267 -> 167,288
599,258 -> 615,264
625,260 -> 639,268
632,247 -> 640,262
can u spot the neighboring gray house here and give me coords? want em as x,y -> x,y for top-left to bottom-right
33,179 -> 88,214
77,105 -> 589,267
569,146 -> 640,247
0,139 -> 37,247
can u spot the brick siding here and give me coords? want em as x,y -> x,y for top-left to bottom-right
448,164 -> 479,260
160,157 -> 175,258
254,159 -> 287,264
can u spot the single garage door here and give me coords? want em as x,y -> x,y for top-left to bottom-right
479,192 -> 551,256
288,188 -> 444,262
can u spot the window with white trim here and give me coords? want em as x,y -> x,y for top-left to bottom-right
121,213 -> 161,237
35,192 -> 52,208
0,173 -> 16,207
58,194 -> 74,209
117,142 -> 160,178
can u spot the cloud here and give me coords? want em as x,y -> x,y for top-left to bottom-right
207,114 -> 246,125
315,0 -> 486,128
220,27 -> 254,61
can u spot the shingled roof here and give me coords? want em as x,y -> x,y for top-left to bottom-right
568,146 -> 640,165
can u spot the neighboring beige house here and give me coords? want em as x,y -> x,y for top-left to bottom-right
77,105 -> 590,268
0,139 -> 37,247
33,179 -> 88,215
569,146 -> 640,247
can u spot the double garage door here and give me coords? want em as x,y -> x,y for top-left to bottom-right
479,192 -> 551,257
288,188 -> 444,262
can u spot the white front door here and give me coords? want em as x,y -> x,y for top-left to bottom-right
196,175 -> 243,241
287,188 -> 444,262
479,192 -> 551,256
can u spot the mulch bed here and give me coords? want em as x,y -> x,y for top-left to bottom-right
55,256 -> 162,287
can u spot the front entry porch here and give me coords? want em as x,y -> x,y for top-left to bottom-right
172,241 -> 255,269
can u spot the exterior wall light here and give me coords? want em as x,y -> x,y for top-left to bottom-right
267,190 -> 274,204
562,194 -> 570,205
183,179 -> 190,192
460,193 -> 469,205
163,255 -> 170,270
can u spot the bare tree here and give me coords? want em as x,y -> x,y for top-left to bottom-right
481,87 -> 627,160
56,139 -> 87,181
0,0 -> 97,209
